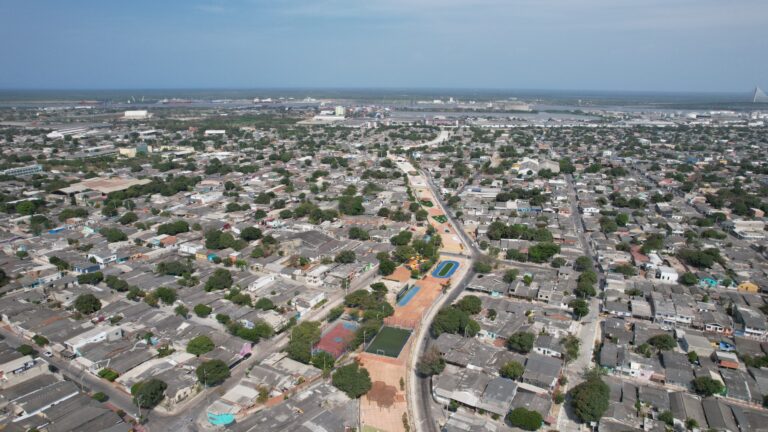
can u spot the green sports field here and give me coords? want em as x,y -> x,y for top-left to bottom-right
365,326 -> 411,358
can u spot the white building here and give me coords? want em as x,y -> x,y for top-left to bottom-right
65,326 -> 123,354
124,110 -> 149,119
656,266 -> 679,283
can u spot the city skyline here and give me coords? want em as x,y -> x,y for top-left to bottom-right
1,0 -> 766,92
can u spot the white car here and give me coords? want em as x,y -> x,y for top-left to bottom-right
43,350 -> 53,358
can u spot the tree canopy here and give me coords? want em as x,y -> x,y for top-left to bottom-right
74,293 -> 102,315
187,335 -> 215,356
196,359 -> 230,386
131,379 -> 167,408
331,362 -> 372,399
506,332 -> 535,354
506,407 -> 543,431
568,371 -> 610,423
205,269 -> 233,291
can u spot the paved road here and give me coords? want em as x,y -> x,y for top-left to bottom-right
406,167 -> 478,432
555,174 -> 606,432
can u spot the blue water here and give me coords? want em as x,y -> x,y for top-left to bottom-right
208,413 -> 235,426
397,285 -> 421,307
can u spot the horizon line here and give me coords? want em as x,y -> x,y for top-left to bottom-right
0,86 -> 757,96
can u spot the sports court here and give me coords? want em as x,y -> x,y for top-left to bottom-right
365,326 -> 411,358
396,284 -> 420,307
432,260 -> 459,278
314,321 -> 358,359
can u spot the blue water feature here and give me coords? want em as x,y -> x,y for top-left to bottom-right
208,412 -> 235,426
397,285 -> 421,306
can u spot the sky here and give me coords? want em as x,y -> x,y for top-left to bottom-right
1,0 -> 766,92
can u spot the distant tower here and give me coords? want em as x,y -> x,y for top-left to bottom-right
753,86 -> 768,103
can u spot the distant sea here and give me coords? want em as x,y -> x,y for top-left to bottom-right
0,88 -> 761,110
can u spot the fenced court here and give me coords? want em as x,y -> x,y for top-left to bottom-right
365,326 -> 411,358
314,321 -> 358,359
432,260 -> 459,278
396,285 -> 420,307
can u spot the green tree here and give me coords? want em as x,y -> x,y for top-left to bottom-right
692,376 -> 724,397
431,307 -> 480,337
569,299 -> 589,320
240,226 -> 263,241
569,371 -> 610,423
154,286 -> 177,304
659,410 -> 674,426
473,261 -> 492,273
17,344 -> 37,357
32,334 -> 49,346
186,335 -> 215,356
506,407 -> 543,431
287,321 -> 321,364
131,379 -> 167,408
311,351 -> 336,372
561,334 -> 581,363
327,305 -> 344,322
574,256 -> 592,272
416,347 -> 446,377
647,334 -> 676,351
77,271 -> 104,285
119,212 -> 138,225
331,363 -> 372,399
680,272 -> 698,286
334,250 -> 356,263
348,227 -> 370,240
101,227 -> 127,243
499,361 -> 525,380
74,294 -> 102,315
254,297 -> 274,310
196,359 -> 230,386
194,304 -> 212,317
378,258 -> 396,276
455,295 -> 482,315
503,269 -> 519,283
92,392 -> 109,402
338,195 -> 364,215
205,269 -> 233,291
506,332 -> 535,354
174,304 -> 188,318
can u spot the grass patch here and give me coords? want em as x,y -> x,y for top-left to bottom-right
432,215 -> 448,224
366,326 -> 411,358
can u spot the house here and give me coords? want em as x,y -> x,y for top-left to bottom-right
656,266 -> 679,283
714,351 -> 739,369
0,342 -> 36,380
179,242 -> 204,256
64,325 -> 123,355
532,334 -> 562,359
734,305 -> 767,340
521,353 -> 562,391
604,301 -> 632,318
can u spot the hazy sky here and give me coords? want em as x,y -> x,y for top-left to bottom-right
1,0 -> 766,92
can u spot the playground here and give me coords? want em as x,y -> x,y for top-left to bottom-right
432,260 -> 459,278
365,326 -> 412,358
